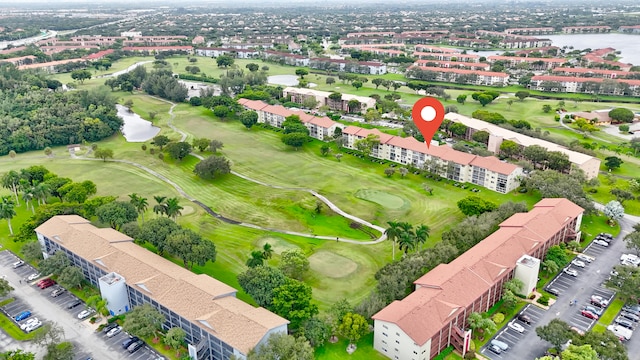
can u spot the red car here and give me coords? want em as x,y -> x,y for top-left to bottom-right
581,310 -> 599,320
36,278 -> 51,286
38,279 -> 56,289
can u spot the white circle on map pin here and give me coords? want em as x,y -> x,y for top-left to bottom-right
421,106 -> 436,122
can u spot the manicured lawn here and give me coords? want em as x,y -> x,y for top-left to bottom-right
598,298 -> 624,327
316,333 -> 388,360
579,214 -> 620,245
0,311 -> 41,341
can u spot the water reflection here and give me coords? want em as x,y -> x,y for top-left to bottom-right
117,104 -> 161,142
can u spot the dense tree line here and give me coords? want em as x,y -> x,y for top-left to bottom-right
0,66 -> 122,156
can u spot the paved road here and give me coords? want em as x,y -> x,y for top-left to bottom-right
0,251 -> 116,359
482,213 -> 639,359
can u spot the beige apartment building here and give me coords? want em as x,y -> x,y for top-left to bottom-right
445,113 -> 601,179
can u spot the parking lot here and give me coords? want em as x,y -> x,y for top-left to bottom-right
568,286 -> 616,333
481,304 -> 547,359
0,250 -> 163,359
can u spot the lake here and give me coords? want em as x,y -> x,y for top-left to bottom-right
545,34 -> 640,66
117,104 -> 160,142
459,33 -> 640,66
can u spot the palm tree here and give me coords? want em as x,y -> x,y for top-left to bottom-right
129,193 -> 149,222
87,295 -> 109,317
1,170 -> 21,206
32,182 -> 50,205
22,187 -> 36,214
384,221 -> 402,261
414,224 -> 430,251
262,243 -> 273,260
153,196 -> 167,217
246,251 -> 264,268
165,197 -> 183,222
0,196 -> 16,235
397,231 -> 415,255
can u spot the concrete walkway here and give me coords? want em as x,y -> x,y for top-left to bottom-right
75,97 -> 387,244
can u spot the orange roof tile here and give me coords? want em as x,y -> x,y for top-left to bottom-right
374,199 -> 584,345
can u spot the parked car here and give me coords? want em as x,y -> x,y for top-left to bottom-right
106,326 -> 122,338
102,322 -> 119,334
508,321 -> 525,333
122,336 -> 139,349
26,273 -> 41,281
563,268 -> 578,277
50,287 -> 66,297
66,299 -> 82,309
128,340 -> 145,353
19,318 -> 39,330
593,239 -> 609,247
607,324 -> 633,341
570,326 -> 585,336
15,311 -> 32,321
623,304 -> 640,315
583,305 -> 603,316
600,232 -> 613,240
489,344 -> 502,355
620,312 -> 640,322
615,318 -> 634,330
517,313 -> 532,324
581,310 -> 599,320
571,259 -> 586,268
490,339 -> 509,351
577,254 -> 594,263
546,287 -> 560,296
77,308 -> 95,320
25,320 -> 42,333
591,295 -> 610,307
38,279 -> 56,289
12,260 -> 25,269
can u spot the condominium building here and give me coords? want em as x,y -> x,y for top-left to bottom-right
445,112 -> 601,179
35,216 -> 288,360
341,127 -> 522,193
282,87 -> 377,112
407,66 -> 509,87
237,98 -> 522,193
195,47 -> 259,59
373,198 -> 584,360
529,75 -> 640,96
237,98 -> 343,141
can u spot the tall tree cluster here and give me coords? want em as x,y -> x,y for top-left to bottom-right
0,70 -> 122,155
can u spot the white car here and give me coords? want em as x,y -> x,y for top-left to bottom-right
25,320 -> 42,333
19,318 -> 39,330
577,254 -> 593,263
77,309 -> 95,320
571,259 -> 586,268
508,321 -> 525,333
26,273 -> 41,281
593,239 -> 609,247
563,268 -> 578,277
107,326 -> 123,338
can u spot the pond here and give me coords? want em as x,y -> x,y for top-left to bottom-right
267,74 -> 317,87
117,104 -> 161,142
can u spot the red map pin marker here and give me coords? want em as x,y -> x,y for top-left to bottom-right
411,97 -> 445,149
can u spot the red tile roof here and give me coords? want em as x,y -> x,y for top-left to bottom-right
84,49 -> 114,60
373,199 -> 584,345
469,156 -> 519,175
237,98 -> 269,111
